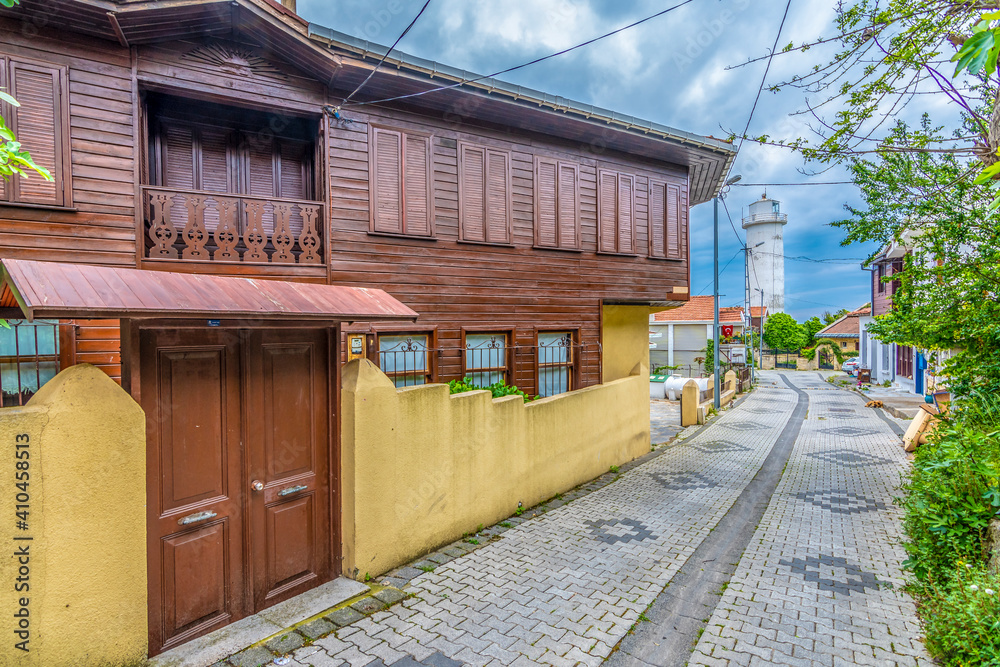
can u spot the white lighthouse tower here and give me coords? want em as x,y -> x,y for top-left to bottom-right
743,194 -> 787,314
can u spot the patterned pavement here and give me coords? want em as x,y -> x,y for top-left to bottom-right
282,380 -> 799,667
270,371 -> 925,667
689,372 -> 929,666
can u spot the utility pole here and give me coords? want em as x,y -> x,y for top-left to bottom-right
714,174 -> 741,411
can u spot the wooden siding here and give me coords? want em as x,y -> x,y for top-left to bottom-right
0,24 -> 135,267
0,23 -> 692,397
328,108 -> 690,395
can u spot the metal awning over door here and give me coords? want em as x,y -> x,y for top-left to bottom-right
0,259 -> 418,323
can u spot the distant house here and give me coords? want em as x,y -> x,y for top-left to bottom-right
749,305 -> 768,334
859,236 -> 940,394
650,296 -> 744,373
815,305 -> 869,354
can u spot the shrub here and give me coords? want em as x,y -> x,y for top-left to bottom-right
920,563 -> 1000,666
447,377 -> 535,401
900,417 -> 1000,583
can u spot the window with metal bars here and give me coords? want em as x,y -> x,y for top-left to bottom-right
537,331 -> 576,397
377,333 -> 432,388
463,332 -> 510,386
0,320 -> 60,406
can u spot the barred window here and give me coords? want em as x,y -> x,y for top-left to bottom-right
377,334 -> 431,388
1,320 -> 60,406
537,331 -> 575,397
464,333 -> 509,386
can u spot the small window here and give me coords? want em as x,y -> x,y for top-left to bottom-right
377,334 -> 431,387
649,180 -> 685,259
1,57 -> 70,207
370,126 -> 433,237
771,201 -> 780,213
877,264 -> 886,294
0,320 -> 60,406
597,170 -> 635,254
841,342 -> 848,348
891,259 -> 903,295
537,331 -> 575,397
464,333 -> 509,386
459,142 -> 511,244
535,157 -> 580,250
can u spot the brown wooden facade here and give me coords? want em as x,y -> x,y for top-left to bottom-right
0,0 -> 733,653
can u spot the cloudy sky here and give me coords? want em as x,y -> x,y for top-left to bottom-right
297,0 -> 920,321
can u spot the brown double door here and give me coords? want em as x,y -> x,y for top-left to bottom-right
141,328 -> 333,655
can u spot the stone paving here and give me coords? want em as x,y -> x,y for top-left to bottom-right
276,382 -> 800,667
689,372 -> 929,666
649,399 -> 683,446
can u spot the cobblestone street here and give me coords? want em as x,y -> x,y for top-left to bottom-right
262,372 -> 926,667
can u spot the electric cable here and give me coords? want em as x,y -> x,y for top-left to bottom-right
736,0 -> 792,155
332,0 -> 433,112
695,247 -> 744,296
338,0 -> 699,108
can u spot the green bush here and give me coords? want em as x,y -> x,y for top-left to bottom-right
447,377 -> 536,401
920,563 -> 1000,666
901,418 -> 1000,583
900,397 -> 1000,665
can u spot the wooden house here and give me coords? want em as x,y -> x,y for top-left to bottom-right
0,0 -> 734,654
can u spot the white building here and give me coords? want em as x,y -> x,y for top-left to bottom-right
743,195 -> 787,314
650,296 -> 745,376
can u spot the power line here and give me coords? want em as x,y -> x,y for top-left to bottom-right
340,0 -> 699,108
732,181 -> 854,186
695,247 -> 743,296
720,197 -> 745,248
335,0 -> 433,109
736,0 -> 792,155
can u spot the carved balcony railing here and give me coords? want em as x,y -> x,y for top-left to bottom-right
142,186 -> 324,265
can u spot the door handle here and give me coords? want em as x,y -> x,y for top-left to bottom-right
178,510 -> 217,526
251,480 -> 264,492
278,484 -> 308,497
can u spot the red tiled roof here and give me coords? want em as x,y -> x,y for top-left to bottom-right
749,306 -> 768,318
653,296 -> 745,323
849,303 -> 872,316
817,313 -> 861,338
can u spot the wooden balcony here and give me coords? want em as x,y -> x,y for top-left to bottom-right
142,186 -> 324,266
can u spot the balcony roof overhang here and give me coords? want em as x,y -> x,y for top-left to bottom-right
0,260 -> 418,323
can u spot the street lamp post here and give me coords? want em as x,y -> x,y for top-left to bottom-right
714,174 -> 741,411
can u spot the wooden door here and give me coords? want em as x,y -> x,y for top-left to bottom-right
246,329 -> 331,610
142,329 -> 245,655
143,328 -> 333,656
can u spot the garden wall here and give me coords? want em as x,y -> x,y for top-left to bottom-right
340,359 -> 650,578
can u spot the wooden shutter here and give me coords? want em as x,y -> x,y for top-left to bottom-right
649,181 -> 665,258
371,127 -> 403,234
666,183 -> 681,259
163,123 -> 195,190
200,127 -> 230,193
486,149 -> 510,244
403,134 -> 431,236
557,162 -> 579,249
277,139 -> 308,200
535,158 -> 558,247
247,138 -> 275,198
617,174 -> 634,254
459,143 -> 486,242
9,60 -> 66,206
598,170 -> 617,253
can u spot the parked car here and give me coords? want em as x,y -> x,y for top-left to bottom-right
841,357 -> 860,374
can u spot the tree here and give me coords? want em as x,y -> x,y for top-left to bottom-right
803,316 -> 826,345
763,313 -> 806,351
835,114 -> 1000,396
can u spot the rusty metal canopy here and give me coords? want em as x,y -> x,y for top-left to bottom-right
0,259 -> 418,323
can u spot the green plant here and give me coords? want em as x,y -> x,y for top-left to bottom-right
703,339 -> 714,375
900,416 -> 1000,583
1,91 -> 53,182
514,506 -> 524,516
499,522 -> 512,528
919,563 -> 1000,665
609,465 -> 620,473
447,377 -> 535,401
417,564 -> 435,572
652,364 -> 681,374
464,538 -> 479,545
763,313 -> 806,351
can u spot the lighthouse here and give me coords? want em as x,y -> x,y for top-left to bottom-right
743,194 -> 787,314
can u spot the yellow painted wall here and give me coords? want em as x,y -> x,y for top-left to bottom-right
0,364 -> 146,667
341,359 -> 650,578
602,305 -> 653,382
